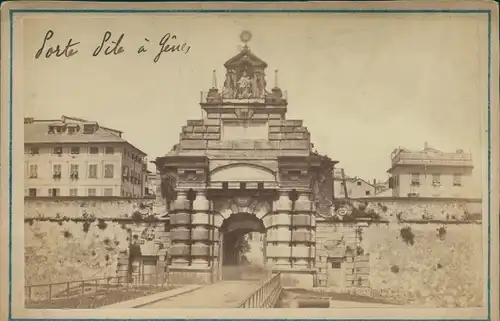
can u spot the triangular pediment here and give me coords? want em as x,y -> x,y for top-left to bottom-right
224,47 -> 268,69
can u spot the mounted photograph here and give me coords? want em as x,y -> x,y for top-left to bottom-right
1,1 -> 498,321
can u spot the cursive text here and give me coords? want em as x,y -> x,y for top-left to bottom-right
35,30 -> 80,59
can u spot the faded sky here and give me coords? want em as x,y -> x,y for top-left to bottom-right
20,13 -> 488,193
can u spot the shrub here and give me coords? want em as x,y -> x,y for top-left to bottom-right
82,222 -> 91,233
400,226 -> 415,245
437,226 -> 447,240
97,219 -> 108,230
63,230 -> 72,238
390,265 -> 400,273
131,211 -> 143,223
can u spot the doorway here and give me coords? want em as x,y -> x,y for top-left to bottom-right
326,258 -> 344,287
219,213 -> 267,281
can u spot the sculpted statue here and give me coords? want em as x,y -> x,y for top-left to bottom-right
222,69 -> 237,99
237,71 -> 252,98
255,71 -> 267,98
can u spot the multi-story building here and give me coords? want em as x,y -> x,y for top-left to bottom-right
387,143 -> 474,198
333,169 -> 376,198
24,116 -> 148,198
145,171 -> 158,198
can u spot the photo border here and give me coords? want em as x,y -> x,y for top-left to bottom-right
4,4 -> 496,321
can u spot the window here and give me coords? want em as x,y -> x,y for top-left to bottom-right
222,182 -> 229,189
53,164 -> 62,179
70,164 -> 79,180
48,188 -> 60,197
83,124 -> 95,134
240,182 -> 246,189
258,182 -> 264,189
453,174 -> 462,186
104,164 -> 114,178
67,127 -> 76,135
29,165 -> 38,178
331,261 -> 341,269
122,166 -> 129,180
87,188 -> 97,197
103,188 -> 113,196
53,147 -> 63,155
432,174 -> 441,186
28,188 -> 37,197
28,147 -> 39,155
365,190 -> 371,196
89,147 -> 99,154
88,164 -> 98,178
357,181 -> 362,186
105,147 -> 114,154
70,147 -> 80,154
411,173 -> 420,185
69,188 -> 78,196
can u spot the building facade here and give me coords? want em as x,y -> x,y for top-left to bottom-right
145,171 -> 158,198
154,35 -> 339,287
333,169 -> 376,199
387,144 -> 474,198
24,116 -> 148,198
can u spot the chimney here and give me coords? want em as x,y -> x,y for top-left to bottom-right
424,141 -> 429,149
373,178 -> 376,185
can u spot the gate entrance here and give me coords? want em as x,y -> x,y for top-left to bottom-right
220,213 -> 268,281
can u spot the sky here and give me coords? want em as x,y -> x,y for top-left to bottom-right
19,12 -> 489,190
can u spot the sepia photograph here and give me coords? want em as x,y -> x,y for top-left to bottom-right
1,1 -> 499,320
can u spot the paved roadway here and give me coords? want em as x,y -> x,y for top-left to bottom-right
142,280 -> 263,308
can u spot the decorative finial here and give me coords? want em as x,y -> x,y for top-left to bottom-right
274,69 -> 279,88
212,70 -> 217,88
240,30 -> 252,48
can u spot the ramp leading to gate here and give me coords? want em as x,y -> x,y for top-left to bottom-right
140,273 -> 282,309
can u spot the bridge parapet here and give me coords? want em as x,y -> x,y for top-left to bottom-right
237,272 -> 282,308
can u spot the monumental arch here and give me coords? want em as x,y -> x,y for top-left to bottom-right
155,33 -> 337,287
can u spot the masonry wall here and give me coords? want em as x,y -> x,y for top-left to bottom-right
24,198 -> 169,286
315,197 -> 484,308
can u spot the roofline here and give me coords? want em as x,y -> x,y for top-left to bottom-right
24,140 -> 148,156
62,115 -> 124,134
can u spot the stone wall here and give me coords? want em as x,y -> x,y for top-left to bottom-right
24,198 -> 169,286
315,220 -> 483,307
349,197 -> 482,222
362,222 -> 483,307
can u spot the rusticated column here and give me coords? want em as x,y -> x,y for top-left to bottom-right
291,191 -> 315,268
266,191 -> 293,268
191,190 -> 211,268
169,191 -> 191,266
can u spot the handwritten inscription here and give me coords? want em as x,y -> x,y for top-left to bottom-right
34,30 -> 191,62
93,31 -> 125,56
35,30 -> 80,59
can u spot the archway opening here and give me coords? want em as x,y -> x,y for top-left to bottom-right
219,213 -> 267,280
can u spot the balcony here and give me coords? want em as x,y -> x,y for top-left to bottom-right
199,90 -> 288,105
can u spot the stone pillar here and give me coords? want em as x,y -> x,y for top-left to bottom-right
291,192 -> 315,268
266,191 -> 293,268
191,191 -> 210,268
169,191 -> 191,267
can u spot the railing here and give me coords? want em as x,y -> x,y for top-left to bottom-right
25,272 -> 169,309
237,272 -> 282,308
